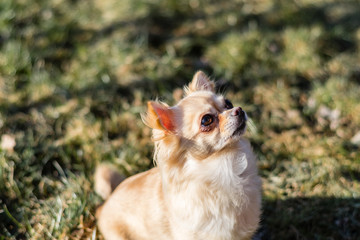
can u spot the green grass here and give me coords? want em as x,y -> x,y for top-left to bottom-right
1,0 -> 360,239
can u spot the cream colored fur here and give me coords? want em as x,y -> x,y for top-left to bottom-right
95,71 -> 262,240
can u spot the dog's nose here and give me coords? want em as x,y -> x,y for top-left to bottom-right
231,107 -> 246,121
232,107 -> 242,116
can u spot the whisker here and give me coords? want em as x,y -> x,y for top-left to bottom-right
246,117 -> 258,135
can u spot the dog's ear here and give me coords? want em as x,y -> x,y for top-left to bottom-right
185,71 -> 215,95
142,101 -> 176,133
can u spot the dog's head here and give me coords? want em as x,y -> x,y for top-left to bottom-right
143,71 -> 247,159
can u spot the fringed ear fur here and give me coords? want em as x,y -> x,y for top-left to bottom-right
142,71 -> 212,132
142,101 -> 176,133
184,71 -> 215,95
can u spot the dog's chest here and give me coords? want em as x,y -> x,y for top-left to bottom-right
168,182 -> 243,240
167,157 -> 248,239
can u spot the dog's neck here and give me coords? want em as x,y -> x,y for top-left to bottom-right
153,134 -> 249,197
153,135 -> 255,238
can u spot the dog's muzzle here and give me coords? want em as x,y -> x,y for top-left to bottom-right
232,107 -> 247,135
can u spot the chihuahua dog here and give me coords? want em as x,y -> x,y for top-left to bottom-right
95,71 -> 262,240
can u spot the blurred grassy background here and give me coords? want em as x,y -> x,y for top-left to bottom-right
1,0 -> 360,239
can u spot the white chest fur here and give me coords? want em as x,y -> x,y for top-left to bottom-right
164,142 -> 261,240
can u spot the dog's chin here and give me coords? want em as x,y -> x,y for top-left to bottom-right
233,121 -> 247,136
226,121 -> 247,143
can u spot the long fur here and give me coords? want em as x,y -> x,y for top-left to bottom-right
95,71 -> 262,240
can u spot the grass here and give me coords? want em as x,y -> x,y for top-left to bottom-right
0,0 -> 360,239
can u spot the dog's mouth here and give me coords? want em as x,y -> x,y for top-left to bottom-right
223,121 -> 247,143
222,110 -> 248,142
232,120 -> 247,137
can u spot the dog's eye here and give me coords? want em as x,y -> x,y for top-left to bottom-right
224,99 -> 233,109
201,114 -> 214,126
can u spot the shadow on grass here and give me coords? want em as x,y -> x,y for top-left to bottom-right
3,0 -> 359,99
258,197 -> 360,240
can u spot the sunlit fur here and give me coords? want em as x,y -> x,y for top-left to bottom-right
95,71 -> 262,240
